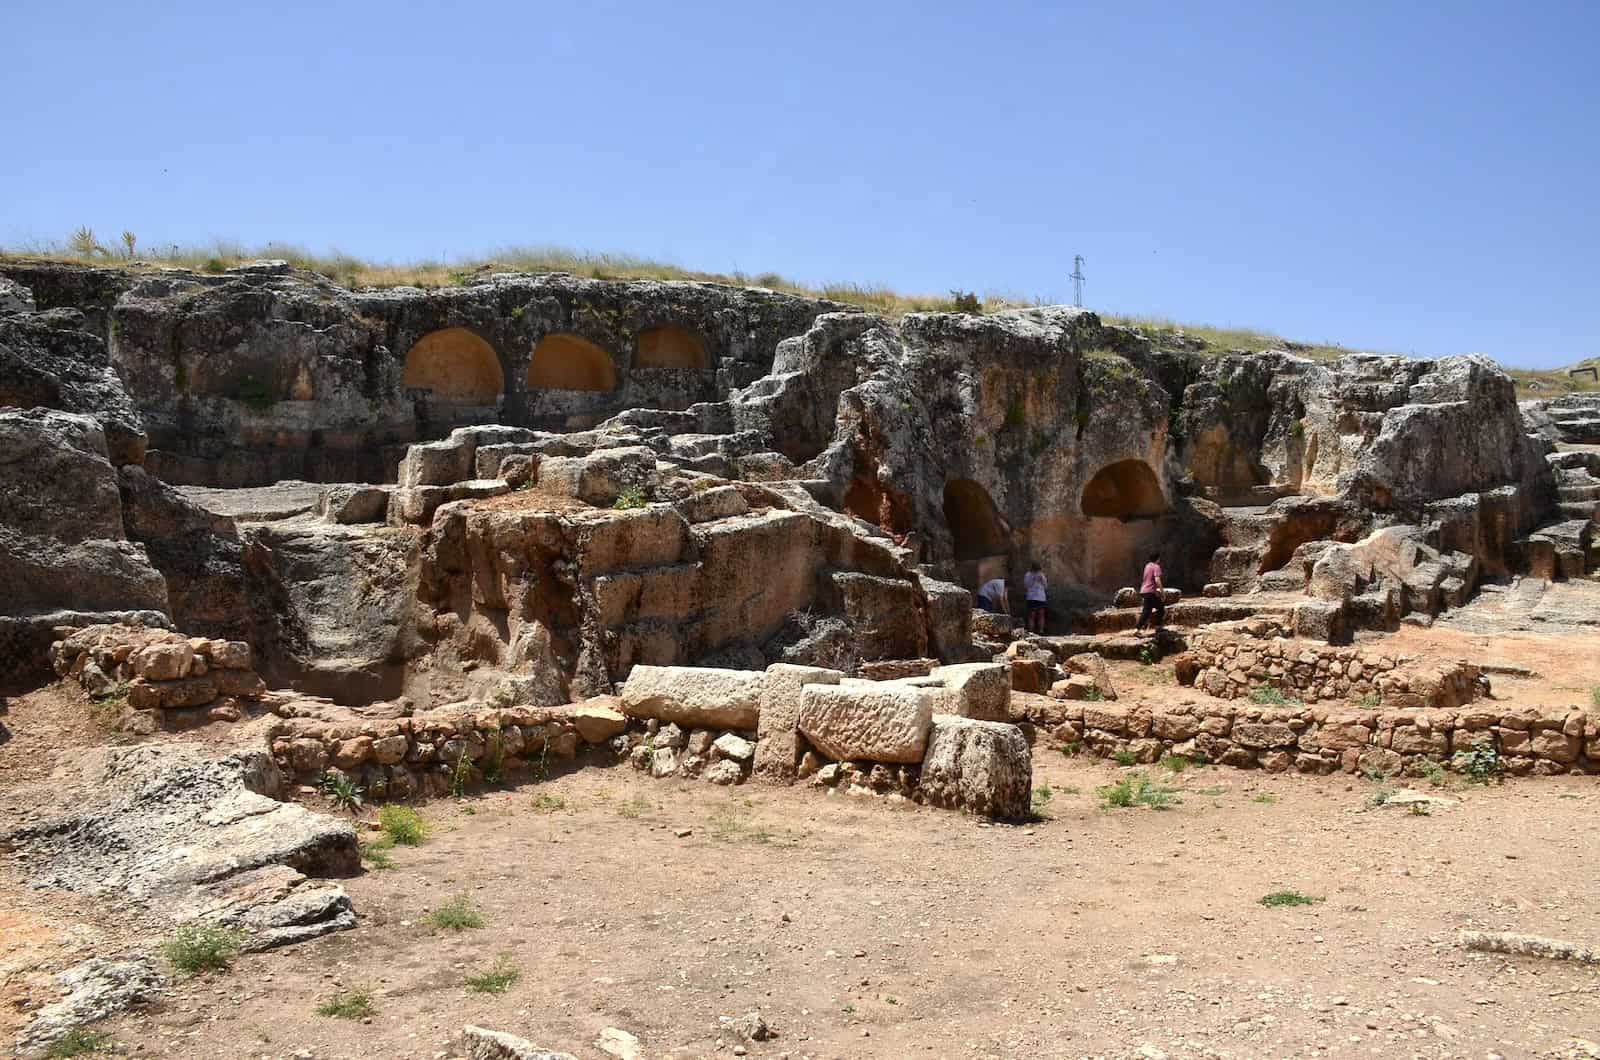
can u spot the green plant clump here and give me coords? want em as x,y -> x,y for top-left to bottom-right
316,988 -> 375,1019
612,485 -> 649,509
1248,684 -> 1300,706
160,923 -> 244,974
427,893 -> 485,931
360,835 -> 396,870
1097,772 -> 1180,810
1031,783 -> 1054,816
378,804 -> 427,846
45,1028 -> 113,1057
1112,749 -> 1138,767
1259,889 -> 1323,908
318,771 -> 365,813
1451,740 -> 1503,785
465,955 -> 521,994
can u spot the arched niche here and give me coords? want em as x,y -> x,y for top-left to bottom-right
527,333 -> 617,391
943,478 -> 1008,560
635,325 -> 708,370
1081,459 -> 1167,518
401,327 -> 504,404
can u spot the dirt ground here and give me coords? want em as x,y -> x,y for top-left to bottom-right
4,591 -> 1600,1060
4,750 -> 1597,1059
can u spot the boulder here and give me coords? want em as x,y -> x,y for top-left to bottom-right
1114,587 -> 1140,608
798,682 -> 936,763
568,697 -> 628,744
1061,653 -> 1117,699
929,662 -> 1011,721
539,446 -> 659,507
917,715 -> 1032,820
753,663 -> 843,783
712,733 -> 755,762
620,666 -> 762,730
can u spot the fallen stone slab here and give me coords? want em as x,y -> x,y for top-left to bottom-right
1457,930 -> 1600,964
917,714 -> 1032,820
620,665 -> 762,730
798,681 -> 936,763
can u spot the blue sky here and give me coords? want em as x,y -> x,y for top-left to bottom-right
5,1 -> 1596,366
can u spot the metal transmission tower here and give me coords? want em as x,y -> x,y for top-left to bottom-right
1069,255 -> 1086,306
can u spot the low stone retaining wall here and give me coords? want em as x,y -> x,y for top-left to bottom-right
268,700 -> 628,800
50,623 -> 266,729
1178,627 -> 1486,709
1011,695 -> 1600,776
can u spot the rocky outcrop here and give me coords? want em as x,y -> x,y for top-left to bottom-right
2,743 -> 358,946
0,309 -> 145,464
0,409 -> 171,689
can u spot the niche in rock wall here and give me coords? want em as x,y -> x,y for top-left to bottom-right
943,478 -> 1008,560
1081,459 -> 1167,518
402,327 -> 504,404
635,325 -> 708,370
527,333 -> 618,391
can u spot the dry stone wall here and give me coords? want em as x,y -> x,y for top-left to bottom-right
50,622 -> 265,729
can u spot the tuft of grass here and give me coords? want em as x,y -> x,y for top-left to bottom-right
1248,684 -> 1301,706
1252,792 -> 1277,804
318,771 -> 365,813
1057,740 -> 1082,757
1591,685 -> 1600,709
160,923 -> 244,974
1159,754 -> 1191,773
45,1028 -> 113,1057
315,988 -> 374,1020
1417,759 -> 1449,787
464,955 -> 521,994
378,805 -> 427,846
531,793 -> 566,813
1258,890 -> 1323,908
1097,772 -> 1180,810
1356,691 -> 1382,708
427,894 -> 485,931
616,795 -> 649,819
1409,801 -> 1432,817
708,799 -> 772,843
359,835 -> 395,870
1082,685 -> 1105,702
1031,783 -> 1054,817
1366,783 -> 1398,808
1112,749 -> 1138,767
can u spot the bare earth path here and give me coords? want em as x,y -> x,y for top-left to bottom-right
10,753 -> 1593,1060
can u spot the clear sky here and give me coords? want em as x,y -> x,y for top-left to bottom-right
5,1 -> 1596,367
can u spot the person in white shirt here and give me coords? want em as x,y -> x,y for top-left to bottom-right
1022,562 -> 1048,634
976,577 -> 1009,615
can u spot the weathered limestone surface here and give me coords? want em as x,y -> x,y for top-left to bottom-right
753,663 -> 844,782
797,681 -> 936,763
620,665 -> 763,730
918,714 -> 1032,820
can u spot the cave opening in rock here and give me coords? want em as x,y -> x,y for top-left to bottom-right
527,333 -> 617,391
1081,459 -> 1167,518
943,478 -> 1008,560
635,325 -> 708,370
401,327 -> 504,404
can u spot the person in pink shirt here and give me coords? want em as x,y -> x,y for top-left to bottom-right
1134,551 -> 1165,634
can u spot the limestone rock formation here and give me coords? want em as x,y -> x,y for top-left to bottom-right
917,714 -> 1033,819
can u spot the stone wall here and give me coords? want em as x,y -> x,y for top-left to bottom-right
50,622 -> 265,730
1012,694 -> 1599,777
1177,626 -> 1486,708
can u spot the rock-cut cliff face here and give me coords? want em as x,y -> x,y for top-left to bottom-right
0,258 -> 1578,695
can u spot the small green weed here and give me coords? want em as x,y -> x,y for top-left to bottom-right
1082,685 -> 1105,702
1366,783 -> 1398,808
427,894 -> 485,931
359,835 -> 395,870
1031,783 -> 1054,816
1112,749 -> 1138,767
1139,642 -> 1159,666
1159,754 -> 1191,773
1451,741 -> 1503,785
1357,691 -> 1382,708
1417,759 -> 1449,787
617,795 -> 649,819
1359,764 -> 1391,783
1248,685 -> 1300,706
1409,801 -> 1432,817
160,923 -> 244,974
1252,793 -> 1277,804
318,771 -> 365,813
531,793 -> 566,813
842,1002 -> 857,1016
1097,772 -> 1180,810
1258,890 -> 1322,908
709,800 -> 772,843
44,1028 -> 113,1057
612,485 -> 649,510
465,955 -> 521,994
1591,685 -> 1600,709
449,749 -> 474,798
378,805 -> 427,846
1057,740 -> 1082,757
315,988 -> 374,1019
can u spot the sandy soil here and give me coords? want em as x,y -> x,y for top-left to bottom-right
3,749 -> 1592,1060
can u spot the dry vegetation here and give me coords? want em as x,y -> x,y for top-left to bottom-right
6,229 -> 1592,384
